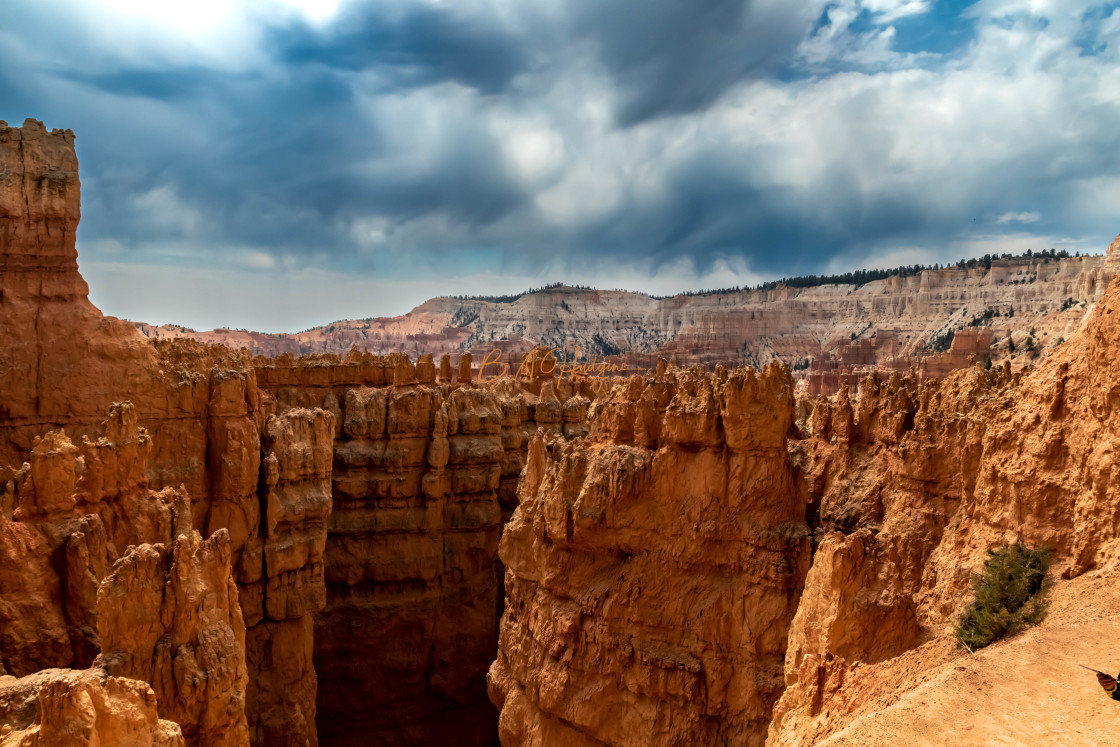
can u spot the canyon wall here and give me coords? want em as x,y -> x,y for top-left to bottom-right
0,403 -> 248,745
488,258 -> 1120,746
768,253 -> 1120,744
0,120 -> 326,745
248,353 -> 592,745
0,123 -> 607,744
489,363 -> 811,746
137,245 -> 1120,394
0,120 -> 601,744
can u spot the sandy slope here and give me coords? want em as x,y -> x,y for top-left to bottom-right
817,570 -> 1120,746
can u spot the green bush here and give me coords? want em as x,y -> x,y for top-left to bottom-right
954,539 -> 1051,652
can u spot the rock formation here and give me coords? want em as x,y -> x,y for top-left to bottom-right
767,245 -> 1120,744
0,668 -> 185,746
1,119 -> 605,746
249,351 -> 595,745
0,120 -> 166,458
0,402 -> 250,744
490,363 -> 811,746
0,120 -> 310,745
136,248 -> 1118,395
9,116 -> 1120,747
97,529 -> 249,746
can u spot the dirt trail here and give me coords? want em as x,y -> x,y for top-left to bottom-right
814,569 -> 1120,746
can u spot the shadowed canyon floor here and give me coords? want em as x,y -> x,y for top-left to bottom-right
5,119 -> 1120,746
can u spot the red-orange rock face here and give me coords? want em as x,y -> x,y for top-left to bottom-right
489,364 -> 811,746
0,120 -> 165,449
768,259 -> 1120,744
247,354 -> 593,746
97,528 -> 249,746
767,364 -> 1016,744
0,405 -> 250,745
0,120 -> 322,746
0,122 -> 600,744
0,668 -> 186,746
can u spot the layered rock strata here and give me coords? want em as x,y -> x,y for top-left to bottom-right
768,258 -> 1120,744
489,363 -> 811,746
0,120 -> 327,745
0,121 -> 599,744
250,352 -> 594,745
0,406 -> 250,744
97,528 -> 249,746
137,246 -> 1120,394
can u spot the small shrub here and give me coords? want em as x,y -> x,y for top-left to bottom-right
955,539 -> 1051,652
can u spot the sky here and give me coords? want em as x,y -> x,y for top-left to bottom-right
3,0 -> 1120,332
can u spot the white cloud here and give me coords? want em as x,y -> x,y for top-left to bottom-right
240,250 -> 278,269
997,211 -> 1041,224
128,185 -> 204,236
863,0 -> 931,23
14,0 -> 1120,331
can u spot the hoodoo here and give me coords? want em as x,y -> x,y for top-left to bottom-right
490,363 -> 811,745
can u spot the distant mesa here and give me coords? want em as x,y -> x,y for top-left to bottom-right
137,247 -> 1116,396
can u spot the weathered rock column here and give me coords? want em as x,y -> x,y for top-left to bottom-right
489,363 -> 811,746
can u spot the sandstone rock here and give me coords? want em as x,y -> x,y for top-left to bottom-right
245,616 -> 316,747
0,668 -> 184,747
0,516 -> 70,675
260,408 -> 333,623
136,253 -> 1115,397
97,529 -> 249,746
770,256 -> 1120,744
491,363 -> 811,747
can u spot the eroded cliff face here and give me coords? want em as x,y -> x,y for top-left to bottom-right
0,407 -> 249,744
136,247 -> 1118,394
98,528 -> 249,746
0,668 -> 185,746
0,120 -> 327,745
246,353 -> 592,746
489,363 -> 811,746
489,238 -> 1120,747
0,120 -> 165,455
0,121 -> 602,744
768,254 -> 1120,745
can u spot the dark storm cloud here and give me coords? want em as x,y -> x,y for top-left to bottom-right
61,67 -> 217,101
1,29 -> 527,259
268,2 -> 531,93
2,0 -> 1118,307
0,0 -> 872,272
562,149 -> 878,276
567,0 -> 820,125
